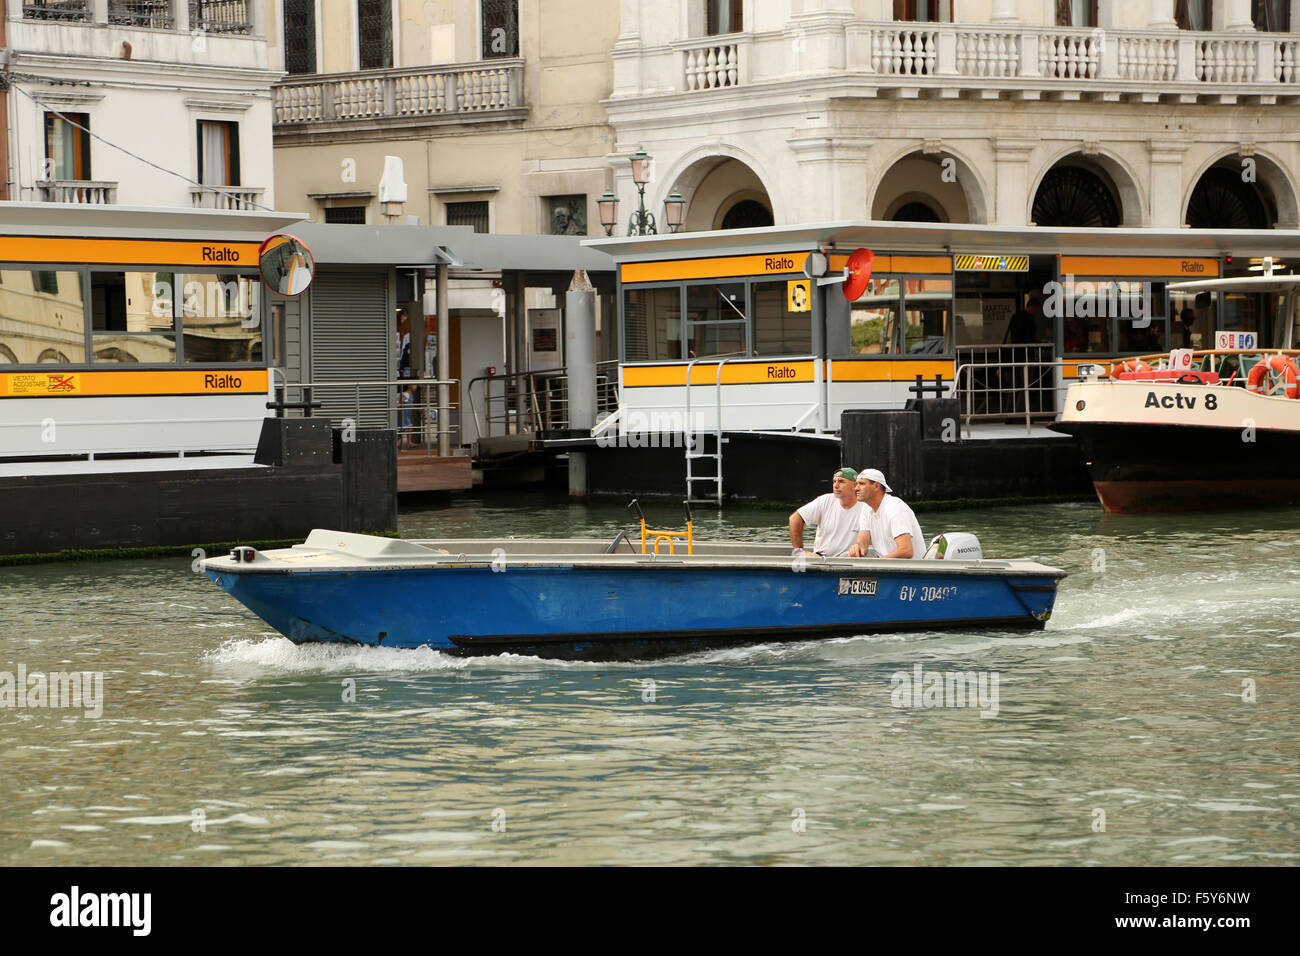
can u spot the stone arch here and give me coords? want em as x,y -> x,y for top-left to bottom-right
868,145 -> 992,224
1030,147 -> 1145,227
1183,149 -> 1299,229
658,144 -> 780,232
37,348 -> 71,364
0,344 -> 16,363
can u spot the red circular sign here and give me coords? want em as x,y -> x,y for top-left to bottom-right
842,248 -> 875,301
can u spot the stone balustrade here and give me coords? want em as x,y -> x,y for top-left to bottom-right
657,21 -> 1300,101
36,180 -> 119,203
189,185 -> 265,210
273,60 -> 526,132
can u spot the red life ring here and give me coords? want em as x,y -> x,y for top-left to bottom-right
1247,354 -> 1300,398
1112,359 -> 1152,378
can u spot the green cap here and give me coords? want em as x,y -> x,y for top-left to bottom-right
833,467 -> 858,482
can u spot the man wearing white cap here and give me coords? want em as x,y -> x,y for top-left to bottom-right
848,469 -> 925,559
789,467 -> 865,557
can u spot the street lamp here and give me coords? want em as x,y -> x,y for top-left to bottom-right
598,189 -> 619,237
664,190 -> 686,233
627,148 -> 657,236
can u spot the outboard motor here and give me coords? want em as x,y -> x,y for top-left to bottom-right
924,532 -> 983,561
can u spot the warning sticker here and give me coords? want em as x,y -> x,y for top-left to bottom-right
6,373 -> 81,395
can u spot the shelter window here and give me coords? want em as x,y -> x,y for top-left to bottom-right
903,279 -> 952,354
623,287 -> 681,362
0,269 -> 86,365
1169,290 -> 1215,351
446,201 -> 489,233
1110,282 -> 1167,353
91,271 -> 177,364
481,0 -> 519,57
178,273 -> 263,364
753,281 -> 812,356
851,278 -> 901,355
686,282 -> 747,359
44,111 -> 90,181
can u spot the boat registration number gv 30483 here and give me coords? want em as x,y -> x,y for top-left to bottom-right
837,578 -> 879,596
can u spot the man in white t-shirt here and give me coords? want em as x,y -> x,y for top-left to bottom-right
789,467 -> 865,557
848,468 -> 926,559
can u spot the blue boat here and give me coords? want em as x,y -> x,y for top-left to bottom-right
203,529 -> 1066,660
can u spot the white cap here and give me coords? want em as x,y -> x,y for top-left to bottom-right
858,468 -> 892,493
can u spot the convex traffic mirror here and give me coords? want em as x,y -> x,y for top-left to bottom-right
258,234 -> 315,296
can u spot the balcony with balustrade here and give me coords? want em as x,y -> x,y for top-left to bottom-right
621,20 -> 1300,106
11,0 -> 264,67
272,59 -> 527,140
35,180 -> 119,203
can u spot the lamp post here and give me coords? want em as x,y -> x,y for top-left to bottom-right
598,189 -> 619,237
627,148 -> 657,236
664,190 -> 686,233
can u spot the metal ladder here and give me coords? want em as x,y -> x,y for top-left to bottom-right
684,357 -> 729,506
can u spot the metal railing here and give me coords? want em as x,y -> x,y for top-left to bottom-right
189,0 -> 252,34
109,0 -> 172,28
270,377 -> 461,455
954,343 -> 1057,436
468,362 -> 620,442
22,0 -> 89,20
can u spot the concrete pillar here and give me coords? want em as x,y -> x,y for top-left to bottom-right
566,274 -> 597,499
436,263 -> 450,457
566,283 -> 597,431
174,0 -> 190,33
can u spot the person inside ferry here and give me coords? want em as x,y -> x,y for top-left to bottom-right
847,469 -> 926,560
790,468 -> 864,558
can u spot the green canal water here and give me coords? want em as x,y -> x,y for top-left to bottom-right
1,495 -> 1296,866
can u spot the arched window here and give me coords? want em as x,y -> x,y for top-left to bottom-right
1186,166 -> 1272,229
891,201 -> 942,222
719,200 -> 773,230
1032,166 -> 1121,227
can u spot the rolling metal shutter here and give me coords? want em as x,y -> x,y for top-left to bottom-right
308,271 -> 393,429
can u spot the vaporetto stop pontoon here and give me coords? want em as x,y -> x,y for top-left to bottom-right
203,525 -> 1065,661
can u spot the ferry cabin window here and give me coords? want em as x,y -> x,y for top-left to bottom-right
45,112 -> 91,180
686,282 -> 747,358
851,278 -> 901,354
623,287 -> 682,361
752,281 -> 812,356
903,279 -> 952,354
0,270 -> 86,364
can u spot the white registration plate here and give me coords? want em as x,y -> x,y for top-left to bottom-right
837,578 -> 878,596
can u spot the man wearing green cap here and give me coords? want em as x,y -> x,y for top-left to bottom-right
789,467 -> 865,557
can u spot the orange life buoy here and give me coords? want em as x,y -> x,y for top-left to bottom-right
1246,354 -> 1300,398
1112,359 -> 1152,378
